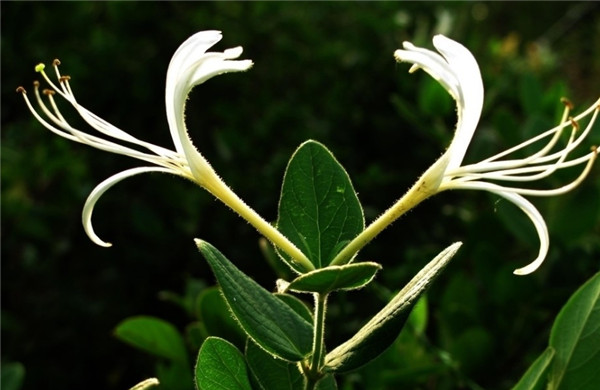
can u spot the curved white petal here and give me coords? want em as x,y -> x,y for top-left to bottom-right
432,35 -> 484,173
82,167 -> 183,247
395,35 -> 484,180
442,181 -> 549,275
164,31 -> 252,181
394,45 -> 460,99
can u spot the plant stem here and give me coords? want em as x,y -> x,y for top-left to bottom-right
309,293 -> 328,377
203,175 -> 315,272
329,152 -> 450,266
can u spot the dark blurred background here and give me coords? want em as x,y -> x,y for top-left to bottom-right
2,2 -> 599,389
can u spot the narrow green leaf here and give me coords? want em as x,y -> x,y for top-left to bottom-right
196,240 -> 313,362
282,262 -> 382,294
512,347 -> 555,390
195,337 -> 252,390
548,272 -> 600,390
277,140 -> 364,270
245,339 -> 305,390
324,242 -> 461,373
114,316 -> 189,365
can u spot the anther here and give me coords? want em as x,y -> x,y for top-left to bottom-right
53,59 -> 61,66
35,63 -> 45,72
43,89 -> 56,96
33,81 -> 40,88
59,75 -> 71,83
569,117 -> 579,131
16,86 -> 26,94
560,97 -> 574,110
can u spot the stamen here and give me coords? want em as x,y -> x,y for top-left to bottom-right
33,80 -> 40,88
53,58 -> 61,66
16,86 -> 26,94
59,75 -> 71,83
561,97 -> 574,110
569,117 -> 579,131
43,89 -> 56,96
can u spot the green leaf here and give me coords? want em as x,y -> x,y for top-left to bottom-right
245,339 -> 305,390
195,337 -> 252,390
280,262 -> 382,294
277,140 -> 364,270
197,240 -> 313,362
196,287 -> 246,348
114,316 -> 189,365
512,347 -> 555,390
324,242 -> 461,373
548,272 -> 600,390
275,293 -> 314,323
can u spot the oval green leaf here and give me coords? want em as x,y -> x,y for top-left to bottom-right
548,272 -> 600,390
283,262 -> 382,294
277,140 -> 364,270
195,337 -> 252,390
196,240 -> 313,362
324,242 -> 461,373
114,316 -> 189,365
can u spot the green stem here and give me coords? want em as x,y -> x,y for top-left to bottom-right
329,152 -> 450,266
309,293 -> 328,377
203,175 -> 315,272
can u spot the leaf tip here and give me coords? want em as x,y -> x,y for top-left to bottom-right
194,238 -> 206,249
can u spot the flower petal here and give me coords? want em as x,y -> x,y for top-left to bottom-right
82,167 -> 183,247
442,180 -> 549,275
164,31 -> 252,185
432,35 -> 484,173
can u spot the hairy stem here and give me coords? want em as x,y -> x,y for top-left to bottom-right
203,175 -> 314,272
309,293 -> 328,378
330,152 -> 449,266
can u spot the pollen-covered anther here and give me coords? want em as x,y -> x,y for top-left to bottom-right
16,86 -> 26,94
33,80 -> 40,88
560,97 -> 574,110
43,88 -> 56,96
53,59 -> 61,66
59,75 -> 71,83
569,117 -> 580,131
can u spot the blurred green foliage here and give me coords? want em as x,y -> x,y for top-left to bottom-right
2,2 -> 599,389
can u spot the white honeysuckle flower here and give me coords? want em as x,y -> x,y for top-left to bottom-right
331,35 -> 598,274
17,30 -> 314,271
394,34 -> 599,275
